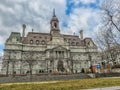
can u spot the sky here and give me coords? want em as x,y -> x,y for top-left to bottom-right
0,0 -> 101,56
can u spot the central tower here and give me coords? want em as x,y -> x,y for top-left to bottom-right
50,9 -> 60,35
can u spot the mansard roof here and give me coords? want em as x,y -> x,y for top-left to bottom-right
63,34 -> 79,37
27,32 -> 50,36
22,32 -> 51,44
6,32 -> 21,43
22,31 -> 90,46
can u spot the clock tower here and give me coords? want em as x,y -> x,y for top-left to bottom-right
50,9 -> 60,36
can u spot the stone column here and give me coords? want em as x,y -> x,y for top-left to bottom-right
68,51 -> 70,58
53,51 -> 55,58
64,51 -> 66,58
46,51 -> 50,58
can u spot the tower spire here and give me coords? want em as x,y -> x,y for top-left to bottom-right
50,9 -> 60,35
53,8 -> 56,16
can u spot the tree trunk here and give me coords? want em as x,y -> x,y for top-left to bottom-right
12,61 -> 15,77
29,65 -> 32,80
20,60 -> 22,75
6,61 -> 9,76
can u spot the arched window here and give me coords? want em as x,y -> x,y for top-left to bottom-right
57,60 -> 64,72
64,38 -> 66,41
73,39 -> 76,41
54,23 -> 57,28
30,40 -> 33,44
76,42 -> 79,46
68,42 -> 70,45
87,42 -> 90,45
71,42 -> 75,46
36,40 -> 39,45
68,39 -> 71,41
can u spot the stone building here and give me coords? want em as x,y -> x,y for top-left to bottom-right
1,11 -> 98,75
0,56 -> 2,72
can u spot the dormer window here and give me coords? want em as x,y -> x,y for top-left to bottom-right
41,40 -> 46,45
64,38 -> 67,42
69,39 -> 71,41
36,40 -> 39,45
73,39 -> 76,41
33,36 -> 36,38
45,37 -> 47,39
87,42 -> 90,46
12,37 -> 17,42
68,42 -> 70,45
30,40 -> 33,44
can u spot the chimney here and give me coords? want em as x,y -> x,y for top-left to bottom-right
79,30 -> 83,39
22,24 -> 26,41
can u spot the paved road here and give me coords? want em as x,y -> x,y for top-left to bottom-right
86,86 -> 120,90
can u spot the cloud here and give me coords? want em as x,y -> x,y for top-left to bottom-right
0,0 -> 66,44
68,0 -> 97,6
62,7 -> 101,39
0,0 -> 101,54
80,0 -> 97,4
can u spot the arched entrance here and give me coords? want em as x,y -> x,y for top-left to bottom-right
57,60 -> 64,72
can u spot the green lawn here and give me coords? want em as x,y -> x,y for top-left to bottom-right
0,78 -> 120,90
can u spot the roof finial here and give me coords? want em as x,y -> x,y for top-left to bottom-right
32,28 -> 34,32
53,8 -> 56,16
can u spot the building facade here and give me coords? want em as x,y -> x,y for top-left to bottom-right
1,11 -> 99,75
0,56 -> 2,72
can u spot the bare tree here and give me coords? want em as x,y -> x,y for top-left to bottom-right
2,52 -> 11,76
11,56 -> 16,77
2,51 -> 16,77
96,29 -> 120,63
6,58 -> 10,76
23,51 -> 38,79
95,27 -> 120,73
96,0 -> 120,66
101,0 -> 120,33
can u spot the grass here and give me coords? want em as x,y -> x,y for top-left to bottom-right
0,78 -> 120,90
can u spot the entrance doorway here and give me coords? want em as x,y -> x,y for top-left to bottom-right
57,60 -> 64,72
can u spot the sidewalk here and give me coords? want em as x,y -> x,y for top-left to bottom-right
86,86 -> 120,90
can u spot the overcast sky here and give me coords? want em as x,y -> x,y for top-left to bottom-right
0,0 -> 101,55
